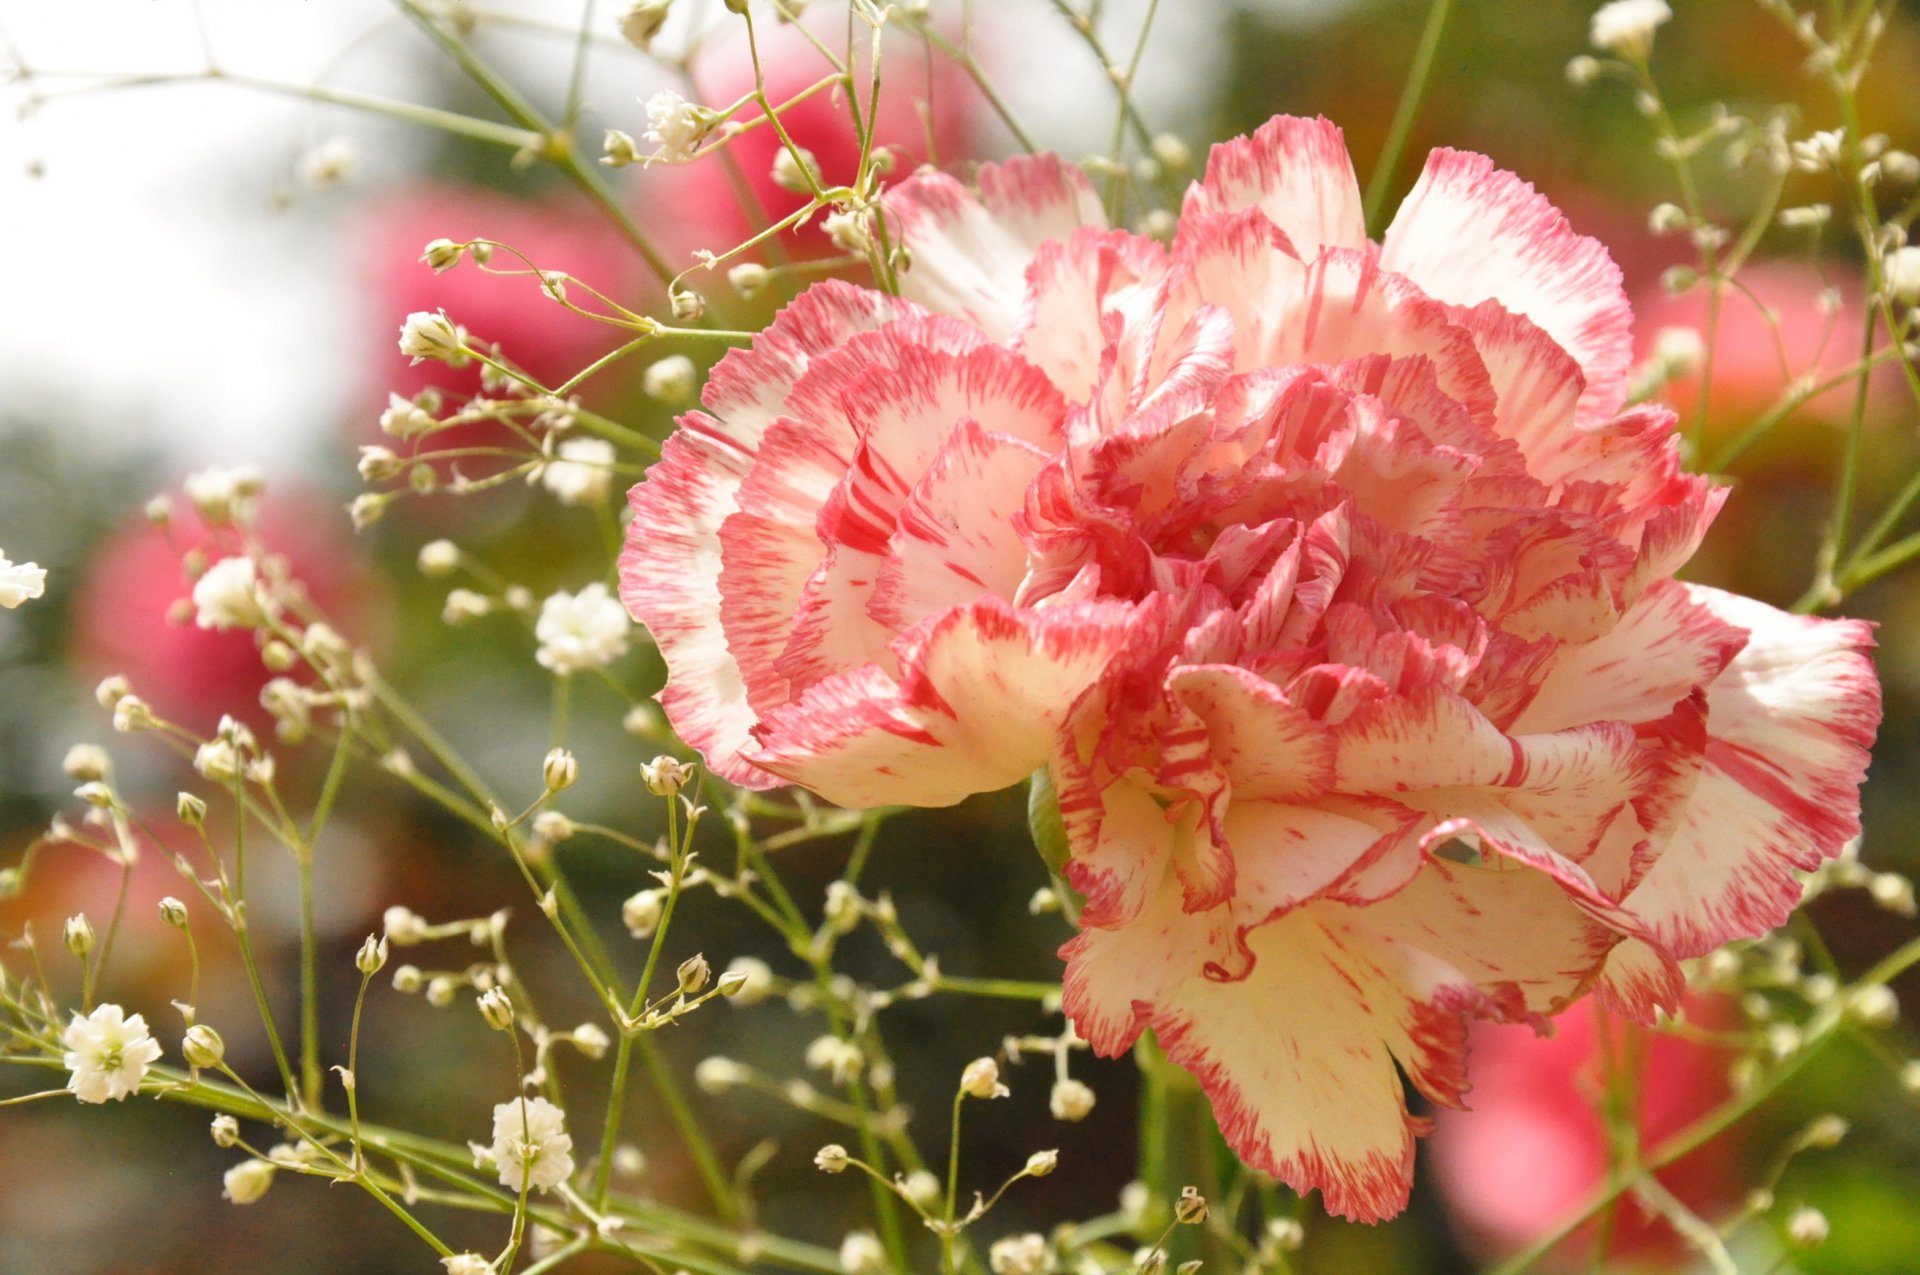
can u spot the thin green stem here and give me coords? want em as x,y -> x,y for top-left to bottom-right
1363,0 -> 1454,233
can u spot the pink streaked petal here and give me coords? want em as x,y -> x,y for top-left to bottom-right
1224,797 -> 1421,922
1015,227 -> 1171,404
701,280 -> 924,452
1059,883 -> 1240,1058
868,419 -> 1050,632
776,347 -> 1068,691
1382,149 -> 1631,425
621,428 -> 781,788
1333,688 -> 1515,794
1619,587 -> 1880,957
1512,579 -> 1749,735
1185,114 -> 1368,262
884,154 -> 1107,341
717,415 -> 849,714
1167,663 -> 1334,800
1595,936 -> 1686,1025
746,596 -> 1140,808
1150,901 -> 1510,1223
1059,768 -> 1176,929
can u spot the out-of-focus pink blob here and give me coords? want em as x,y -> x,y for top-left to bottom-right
358,185 -> 651,413
1633,261 -> 1897,432
72,490 -> 379,736
655,20 -> 975,261
1432,999 -> 1739,1268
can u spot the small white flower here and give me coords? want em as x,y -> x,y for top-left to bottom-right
380,392 -> 438,439
1787,1205 -> 1829,1246
418,539 -> 460,577
1791,128 -> 1847,173
490,1095 -> 575,1193
1589,0 -> 1670,60
63,1003 -> 163,1103
534,583 -> 632,675
695,1056 -> 748,1094
1885,245 -> 1920,306
823,209 -> 871,254
541,437 -> 617,506
570,1023 -> 611,1060
1650,325 -> 1706,377
772,146 -> 821,194
222,1158 -> 277,1204
728,262 -> 771,298
192,556 -> 268,631
442,1256 -> 492,1275
839,1231 -> 886,1274
399,310 -> 466,364
642,354 -> 697,404
723,956 -> 774,1006
988,1233 -> 1047,1275
643,90 -> 713,162
617,0 -> 669,49
299,138 -> 359,190
0,551 -> 47,609
960,1056 -> 1008,1100
183,464 -> 264,526
1050,1077 -> 1096,1121
622,888 -> 664,939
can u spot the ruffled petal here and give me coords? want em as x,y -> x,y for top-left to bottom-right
1185,114 -> 1368,262
885,154 -> 1107,341
621,426 -> 780,787
1619,587 -> 1879,956
746,596 -> 1141,807
1149,901 -> 1509,1223
1382,150 -> 1631,425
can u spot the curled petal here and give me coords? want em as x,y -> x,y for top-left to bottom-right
1382,149 -> 1631,425
1185,114 -> 1368,262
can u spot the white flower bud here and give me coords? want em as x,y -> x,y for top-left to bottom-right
417,539 -> 460,577
159,896 -> 189,929
356,934 -> 389,975
1025,1148 -> 1059,1177
622,889 -> 664,938
722,956 -> 773,1006
676,953 -> 711,995
426,976 -> 458,1008
1050,1077 -> 1096,1121
989,1234 -> 1047,1275
823,881 -> 862,934
542,747 -> 579,792
695,1056 -> 748,1093
442,1255 -> 492,1275
1848,983 -> 1899,1027
379,392 -> 437,439
63,744 -> 112,783
398,310 -> 465,364
839,1230 -> 886,1274
222,1159 -> 277,1205
670,289 -> 705,321
772,146 -> 820,194
570,1023 -> 610,1060
1885,247 -> 1920,307
64,913 -> 95,958
728,262 -> 771,298
192,556 -> 267,631
814,1143 -> 850,1173
1268,1217 -> 1305,1250
642,355 -> 698,404
641,755 -> 694,797
183,1023 -> 225,1069
960,1056 -> 1008,1100
477,987 -> 516,1031
94,675 -> 131,710
1787,1205 -> 1829,1246
1589,0 -> 1670,61
384,906 -> 429,945
617,0 -> 669,49
532,810 -> 574,842
392,964 -> 424,993
73,780 -> 114,809
1176,1186 -> 1210,1225
357,445 -> 404,482
210,1114 -> 240,1147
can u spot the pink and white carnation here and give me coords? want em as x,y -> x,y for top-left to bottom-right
619,116 -> 1880,1221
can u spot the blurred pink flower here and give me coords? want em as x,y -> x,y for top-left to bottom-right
620,115 -> 1878,1221
1433,1000 -> 1739,1267
1633,262 -> 1896,431
655,20 -> 973,260
358,185 -> 648,418
74,489 -> 376,735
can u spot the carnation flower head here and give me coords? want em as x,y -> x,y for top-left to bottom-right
64,1003 -> 163,1103
619,115 -> 1880,1221
534,582 -> 631,674
490,1095 -> 574,1193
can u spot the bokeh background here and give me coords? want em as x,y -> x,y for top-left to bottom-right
1,0 -> 1917,1271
